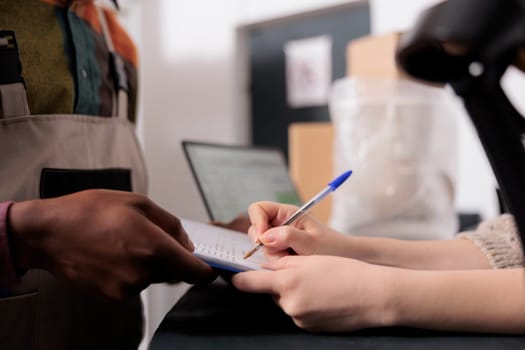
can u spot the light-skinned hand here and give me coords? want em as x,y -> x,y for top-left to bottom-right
247,201 -> 350,260
232,255 -> 396,332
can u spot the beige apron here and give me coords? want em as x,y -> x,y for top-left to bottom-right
0,8 -> 148,350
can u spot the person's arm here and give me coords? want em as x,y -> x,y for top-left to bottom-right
342,234 -> 491,270
390,267 -> 525,333
233,255 -> 525,334
318,214 -> 522,270
248,201 -> 492,270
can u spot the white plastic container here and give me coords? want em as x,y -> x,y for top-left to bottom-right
328,78 -> 459,240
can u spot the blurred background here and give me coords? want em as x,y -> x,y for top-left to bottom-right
113,0 -> 525,232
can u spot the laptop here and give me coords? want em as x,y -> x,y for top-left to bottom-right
182,140 -> 302,222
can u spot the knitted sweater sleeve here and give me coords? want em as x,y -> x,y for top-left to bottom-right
457,214 -> 524,269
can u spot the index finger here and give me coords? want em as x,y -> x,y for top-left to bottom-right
248,201 -> 300,235
247,202 -> 274,236
232,270 -> 278,294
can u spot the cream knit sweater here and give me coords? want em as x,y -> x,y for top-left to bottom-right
457,214 -> 524,269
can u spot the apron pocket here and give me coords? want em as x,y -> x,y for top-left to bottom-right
40,168 -> 132,198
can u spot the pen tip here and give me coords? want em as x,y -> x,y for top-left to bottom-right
243,242 -> 262,259
243,249 -> 255,259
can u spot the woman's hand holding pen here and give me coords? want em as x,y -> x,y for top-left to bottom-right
246,201 -> 351,260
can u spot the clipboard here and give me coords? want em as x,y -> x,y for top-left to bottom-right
182,219 -> 267,272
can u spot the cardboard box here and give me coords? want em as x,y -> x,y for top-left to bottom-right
288,122 -> 334,224
347,32 -> 443,87
346,32 -> 407,79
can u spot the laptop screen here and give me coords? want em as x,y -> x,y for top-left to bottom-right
182,141 -> 302,222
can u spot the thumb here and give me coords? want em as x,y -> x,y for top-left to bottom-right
259,226 -> 317,255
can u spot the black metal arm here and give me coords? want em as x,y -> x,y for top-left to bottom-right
396,0 -> 525,242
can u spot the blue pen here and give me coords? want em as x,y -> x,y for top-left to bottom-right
243,170 -> 353,259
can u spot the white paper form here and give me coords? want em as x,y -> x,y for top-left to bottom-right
181,219 -> 268,272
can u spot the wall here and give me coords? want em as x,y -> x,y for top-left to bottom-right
139,0 -> 238,222
137,0 -> 365,222
136,0 -> 499,224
